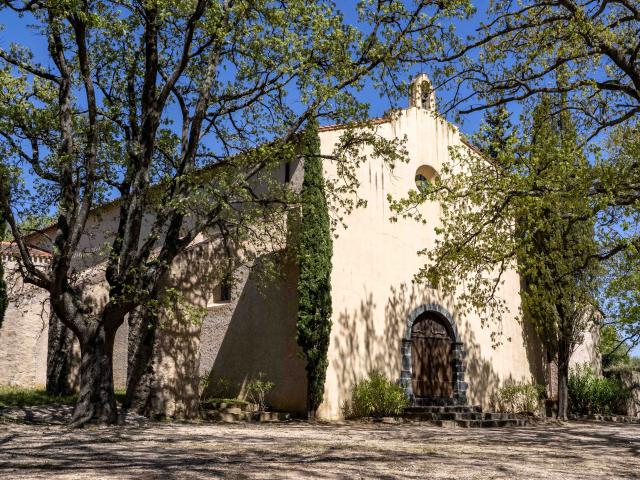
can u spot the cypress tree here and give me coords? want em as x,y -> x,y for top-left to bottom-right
296,120 -> 333,420
518,95 -> 599,420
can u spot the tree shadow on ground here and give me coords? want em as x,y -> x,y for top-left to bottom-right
0,422 -> 638,479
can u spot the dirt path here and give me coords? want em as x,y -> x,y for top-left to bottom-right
0,420 -> 638,479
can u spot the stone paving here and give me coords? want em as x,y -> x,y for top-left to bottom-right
0,417 -> 639,479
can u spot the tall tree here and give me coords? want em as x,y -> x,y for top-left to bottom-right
0,0 -> 471,426
296,120 -> 332,420
517,96 -> 600,420
473,106 -> 513,161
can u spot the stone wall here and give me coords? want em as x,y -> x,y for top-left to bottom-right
607,370 -> 640,417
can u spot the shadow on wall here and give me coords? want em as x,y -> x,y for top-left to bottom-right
520,310 -> 547,389
202,252 -> 307,414
329,282 -> 448,412
329,281 -> 545,413
460,321 -> 503,407
124,236 -> 306,418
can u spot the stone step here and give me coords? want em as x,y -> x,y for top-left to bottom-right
202,410 -> 291,423
219,406 -> 243,415
405,405 -> 482,414
404,412 -> 477,421
412,397 -> 467,407
434,418 -> 527,428
405,411 -> 520,421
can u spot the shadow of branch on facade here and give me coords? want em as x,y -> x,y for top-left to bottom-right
329,279 -> 546,412
330,282 -> 464,413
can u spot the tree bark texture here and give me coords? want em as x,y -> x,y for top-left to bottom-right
557,348 -> 570,421
70,323 -> 118,427
124,308 -> 160,417
46,310 -> 77,396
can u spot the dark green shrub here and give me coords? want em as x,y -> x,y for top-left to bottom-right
493,381 -> 545,414
346,371 -> 409,418
568,364 -> 629,415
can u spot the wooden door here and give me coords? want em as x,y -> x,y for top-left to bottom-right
411,315 -> 453,397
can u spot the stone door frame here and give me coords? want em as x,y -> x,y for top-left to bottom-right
399,304 -> 467,404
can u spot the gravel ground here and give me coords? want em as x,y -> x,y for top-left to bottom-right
0,418 -> 638,479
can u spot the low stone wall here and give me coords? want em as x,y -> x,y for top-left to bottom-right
568,414 -> 640,424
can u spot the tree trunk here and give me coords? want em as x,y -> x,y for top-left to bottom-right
557,353 -> 570,421
123,308 -> 160,416
46,310 -> 76,396
70,323 -> 118,427
307,402 -> 317,422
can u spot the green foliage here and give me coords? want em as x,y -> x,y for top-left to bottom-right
599,325 -> 631,369
568,364 -> 629,415
493,381 -> 545,415
518,97 -> 600,367
605,357 -> 640,374
474,106 -> 514,161
296,121 -> 333,415
345,371 -> 409,419
599,249 -> 640,367
245,372 -> 275,412
435,0 -> 639,139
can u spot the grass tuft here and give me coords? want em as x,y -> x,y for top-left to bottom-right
0,386 -> 128,407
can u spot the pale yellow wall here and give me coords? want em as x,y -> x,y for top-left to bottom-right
317,106 -> 545,419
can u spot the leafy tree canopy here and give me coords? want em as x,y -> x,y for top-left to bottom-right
434,0 -> 640,140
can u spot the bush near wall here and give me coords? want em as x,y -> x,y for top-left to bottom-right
493,381 -> 546,415
568,364 -> 630,415
344,371 -> 409,419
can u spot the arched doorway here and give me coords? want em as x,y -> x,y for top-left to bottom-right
411,312 -> 453,398
399,304 -> 467,404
